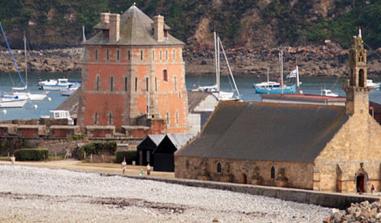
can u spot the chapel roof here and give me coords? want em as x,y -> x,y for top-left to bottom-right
176,101 -> 349,163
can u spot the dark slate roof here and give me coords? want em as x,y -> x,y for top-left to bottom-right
85,5 -> 184,46
176,101 -> 349,163
188,91 -> 210,112
56,89 -> 80,117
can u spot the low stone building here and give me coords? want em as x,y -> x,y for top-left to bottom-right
175,32 -> 381,193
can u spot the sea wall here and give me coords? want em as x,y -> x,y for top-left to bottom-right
126,175 -> 380,209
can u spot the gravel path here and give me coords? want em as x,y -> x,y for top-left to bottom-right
0,165 -> 330,222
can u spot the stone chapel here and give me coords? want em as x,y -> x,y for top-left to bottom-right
175,30 -> 381,193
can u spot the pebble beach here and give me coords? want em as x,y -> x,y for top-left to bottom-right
0,165 -> 330,222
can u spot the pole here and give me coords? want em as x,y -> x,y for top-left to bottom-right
296,65 -> 300,88
24,33 -> 27,89
219,38 -> 240,98
280,50 -> 284,94
217,36 -> 221,92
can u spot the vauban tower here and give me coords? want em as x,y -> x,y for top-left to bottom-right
78,4 -> 189,134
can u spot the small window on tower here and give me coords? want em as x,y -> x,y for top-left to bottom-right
108,112 -> 113,125
124,77 -> 128,91
163,69 -> 168,81
155,77 -> 158,91
166,112 -> 170,126
174,76 -> 177,91
106,49 -> 110,61
135,77 -> 138,92
146,77 -> 149,91
128,50 -> 131,60
96,75 -> 100,91
110,76 -> 114,92
116,49 -> 120,61
95,49 -> 98,62
160,50 -> 162,60
94,112 -> 99,125
165,50 -> 168,61
140,50 -> 144,60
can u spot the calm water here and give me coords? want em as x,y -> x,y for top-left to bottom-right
0,72 -> 380,121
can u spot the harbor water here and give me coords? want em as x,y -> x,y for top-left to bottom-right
0,72 -> 380,121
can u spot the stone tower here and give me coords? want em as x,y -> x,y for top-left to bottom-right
78,4 -> 189,133
345,29 -> 369,115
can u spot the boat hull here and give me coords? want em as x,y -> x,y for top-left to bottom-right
255,85 -> 296,94
0,99 -> 27,108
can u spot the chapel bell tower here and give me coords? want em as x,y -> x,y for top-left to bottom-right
345,29 -> 369,115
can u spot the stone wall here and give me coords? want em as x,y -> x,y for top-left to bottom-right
127,174 -> 380,209
175,156 -> 315,189
315,113 -> 381,193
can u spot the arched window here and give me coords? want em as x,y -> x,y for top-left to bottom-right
359,69 -> 365,87
217,162 -> 222,174
271,166 -> 275,179
95,75 -> 100,91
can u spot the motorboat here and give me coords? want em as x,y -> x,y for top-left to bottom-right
38,78 -> 76,90
367,79 -> 380,89
61,83 -> 80,96
321,89 -> 339,97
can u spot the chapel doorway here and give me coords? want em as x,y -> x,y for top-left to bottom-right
356,174 -> 366,193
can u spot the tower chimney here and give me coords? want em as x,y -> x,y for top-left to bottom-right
100,13 -> 110,24
109,13 -> 120,42
153,15 -> 164,42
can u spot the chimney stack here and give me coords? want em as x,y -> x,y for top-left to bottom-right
100,13 -> 110,24
153,15 -> 164,42
109,13 -> 120,42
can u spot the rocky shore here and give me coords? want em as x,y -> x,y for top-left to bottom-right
1,44 -> 381,77
324,201 -> 381,223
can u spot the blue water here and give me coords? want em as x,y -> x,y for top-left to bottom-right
0,72 -> 380,121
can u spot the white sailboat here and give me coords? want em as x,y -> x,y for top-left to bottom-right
0,23 -> 28,108
193,32 -> 240,100
10,34 -> 47,101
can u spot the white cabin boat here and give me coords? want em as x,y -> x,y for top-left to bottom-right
321,89 -> 339,97
367,79 -> 381,89
38,78 -> 77,91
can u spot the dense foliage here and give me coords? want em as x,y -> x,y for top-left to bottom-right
14,148 -> 48,161
74,141 -> 117,160
1,0 -> 381,48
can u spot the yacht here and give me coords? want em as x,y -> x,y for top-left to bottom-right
38,78 -> 77,91
321,89 -> 339,97
367,79 -> 380,89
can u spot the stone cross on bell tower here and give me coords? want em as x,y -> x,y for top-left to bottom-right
345,28 -> 369,115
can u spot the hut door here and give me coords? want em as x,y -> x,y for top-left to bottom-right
356,174 -> 365,193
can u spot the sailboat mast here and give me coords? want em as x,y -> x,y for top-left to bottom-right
24,33 -> 27,88
216,35 -> 221,92
219,38 -> 240,98
266,67 -> 269,83
214,32 -> 219,92
279,50 -> 284,94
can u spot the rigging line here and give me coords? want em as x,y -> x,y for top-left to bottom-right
0,22 -> 25,86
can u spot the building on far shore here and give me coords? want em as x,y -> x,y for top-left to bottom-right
175,31 -> 381,193
77,4 -> 189,136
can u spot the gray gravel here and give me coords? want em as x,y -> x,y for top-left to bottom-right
0,165 -> 330,222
